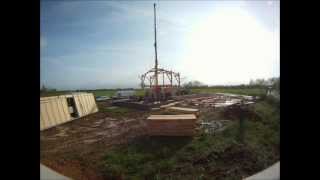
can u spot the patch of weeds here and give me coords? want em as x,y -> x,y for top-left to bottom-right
103,150 -> 153,179
103,137 -> 191,179
157,159 -> 176,172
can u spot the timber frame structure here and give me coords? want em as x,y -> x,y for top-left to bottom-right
139,3 -> 181,90
140,68 -> 180,89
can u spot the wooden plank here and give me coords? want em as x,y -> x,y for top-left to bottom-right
160,101 -> 181,109
149,131 -> 196,133
57,97 -> 71,123
148,127 -> 197,130
148,132 -> 196,136
148,130 -> 196,133
45,101 -> 56,128
40,103 -> 49,129
149,131 -> 195,134
91,93 -> 99,112
147,114 -> 198,136
168,107 -> 199,112
147,114 -> 196,120
167,107 -> 199,116
148,122 -> 196,126
148,119 -> 196,122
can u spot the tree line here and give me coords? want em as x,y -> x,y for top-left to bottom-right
183,77 -> 280,91
40,77 -> 280,94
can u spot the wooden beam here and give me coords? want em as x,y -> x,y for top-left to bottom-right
147,114 -> 196,120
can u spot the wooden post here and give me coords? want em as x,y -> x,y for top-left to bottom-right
237,101 -> 248,144
149,77 -> 152,88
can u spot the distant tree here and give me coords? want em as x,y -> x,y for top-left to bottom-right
249,79 -> 255,86
183,80 -> 207,88
255,78 -> 267,86
271,77 -> 280,92
248,77 -> 279,98
249,78 -> 273,87
275,78 -> 280,92
41,85 -> 47,93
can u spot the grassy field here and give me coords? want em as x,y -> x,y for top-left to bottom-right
41,87 -> 265,98
88,89 -> 145,97
86,90 -> 117,97
40,89 -> 145,97
102,97 -> 280,179
40,91 -> 77,97
191,87 -> 266,97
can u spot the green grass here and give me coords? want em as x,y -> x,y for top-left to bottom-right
102,97 -> 280,179
89,89 -> 145,97
41,87 -> 264,98
191,88 -> 266,97
134,89 -> 145,97
103,137 -> 193,179
41,89 -> 145,98
87,90 -> 117,97
40,91 -> 71,97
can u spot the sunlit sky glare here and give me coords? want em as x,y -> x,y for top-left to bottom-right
41,0 -> 279,90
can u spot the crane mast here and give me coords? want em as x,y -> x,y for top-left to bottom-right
154,3 -> 159,87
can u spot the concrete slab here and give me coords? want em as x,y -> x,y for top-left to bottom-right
244,162 -> 280,180
40,164 -> 71,180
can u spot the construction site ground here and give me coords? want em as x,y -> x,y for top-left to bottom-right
40,101 -> 150,179
40,94 -> 280,180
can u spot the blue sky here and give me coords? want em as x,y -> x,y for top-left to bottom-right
41,0 -> 279,90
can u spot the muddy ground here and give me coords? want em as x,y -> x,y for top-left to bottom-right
40,103 -> 152,179
40,94 -> 235,180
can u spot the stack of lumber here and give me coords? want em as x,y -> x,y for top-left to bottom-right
168,107 -> 199,116
160,101 -> 181,109
147,114 -> 197,136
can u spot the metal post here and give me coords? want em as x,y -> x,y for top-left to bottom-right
154,3 -> 158,88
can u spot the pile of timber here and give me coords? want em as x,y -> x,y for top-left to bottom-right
147,114 -> 197,136
160,101 -> 181,109
167,107 -> 199,116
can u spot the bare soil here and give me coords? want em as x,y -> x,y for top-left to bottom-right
40,102 -> 151,180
